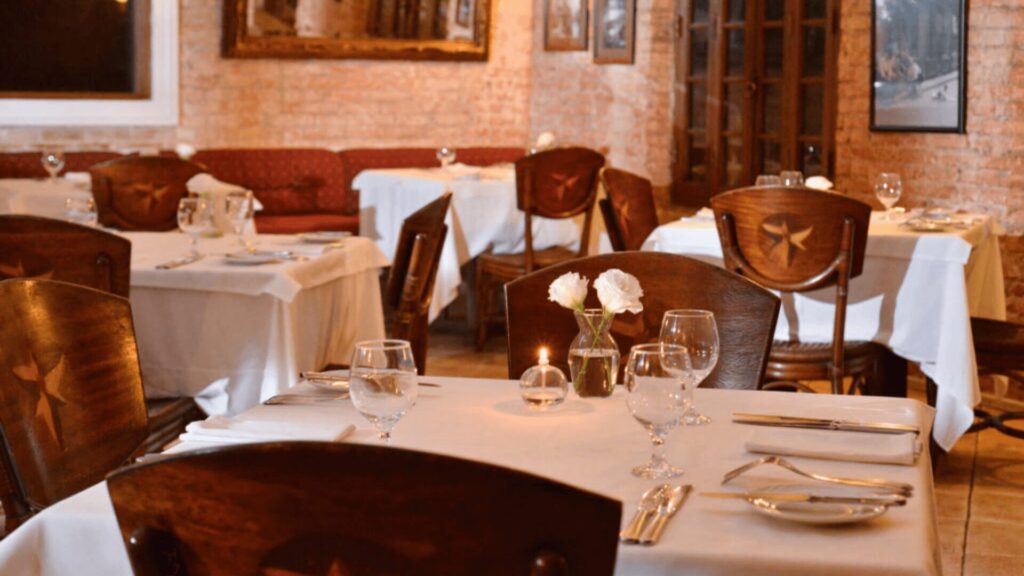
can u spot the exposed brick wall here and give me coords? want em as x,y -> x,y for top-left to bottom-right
834,0 -> 1024,321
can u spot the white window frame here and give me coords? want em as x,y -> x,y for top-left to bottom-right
0,1 -> 178,126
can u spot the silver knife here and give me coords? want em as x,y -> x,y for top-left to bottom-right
156,254 -> 203,269
619,485 -> 667,543
301,372 -> 443,388
732,413 -> 920,435
639,484 -> 692,545
701,491 -> 907,506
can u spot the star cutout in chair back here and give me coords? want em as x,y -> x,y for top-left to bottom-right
0,259 -> 55,281
547,172 -> 582,205
758,216 -> 814,269
11,354 -> 69,450
131,183 -> 173,212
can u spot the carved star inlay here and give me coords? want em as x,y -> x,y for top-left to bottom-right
761,220 -> 814,268
12,354 -> 68,449
549,172 -> 581,204
0,259 -> 54,281
132,184 -> 172,212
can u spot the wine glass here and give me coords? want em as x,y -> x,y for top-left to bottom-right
349,339 -> 419,444
659,310 -> 719,426
755,175 -> 782,186
177,197 -> 211,258
874,172 -> 902,221
225,192 -> 255,251
436,147 -> 456,168
624,343 -> 687,479
780,170 -> 804,187
40,151 -> 65,180
64,197 -> 97,227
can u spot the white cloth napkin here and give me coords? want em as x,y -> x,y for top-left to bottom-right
442,163 -> 481,180
178,416 -> 355,445
186,174 -> 264,210
745,428 -> 921,466
680,207 -> 715,222
805,176 -> 834,190
63,172 -> 91,184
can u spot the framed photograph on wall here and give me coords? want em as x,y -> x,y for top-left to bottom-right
871,0 -> 967,133
593,0 -> 635,64
544,0 -> 587,51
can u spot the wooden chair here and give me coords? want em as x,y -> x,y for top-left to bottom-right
0,279 -> 150,530
107,442 -> 621,576
967,317 -> 1024,439
599,168 -> 660,251
385,193 -> 452,374
476,147 -> 605,350
90,156 -> 204,231
505,252 -> 780,389
711,186 -> 885,395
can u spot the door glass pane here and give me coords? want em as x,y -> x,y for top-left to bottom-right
689,82 -> 707,129
728,0 -> 745,22
690,27 -> 709,76
765,0 -> 784,21
802,142 -> 823,176
724,137 -> 744,188
801,83 -> 823,135
762,83 -> 781,134
727,29 -> 745,77
803,26 -> 826,76
688,133 -> 707,182
693,0 -> 710,23
804,0 -> 826,19
760,140 -> 781,175
764,28 -> 783,77
725,83 -> 744,132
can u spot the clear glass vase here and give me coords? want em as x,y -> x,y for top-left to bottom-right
567,309 -> 620,398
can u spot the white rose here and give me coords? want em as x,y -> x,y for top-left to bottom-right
175,143 -> 197,160
594,269 -> 643,315
547,272 -> 589,311
536,132 -> 556,150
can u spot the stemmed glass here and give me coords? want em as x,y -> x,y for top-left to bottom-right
874,172 -> 902,220
624,343 -> 688,479
660,310 -> 719,426
177,197 -> 211,258
780,170 -> 804,187
436,146 -> 456,168
349,339 -> 419,444
225,192 -> 255,251
754,175 -> 782,186
64,197 -> 97,227
40,151 -> 65,180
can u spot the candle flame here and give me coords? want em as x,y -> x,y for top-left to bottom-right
538,347 -> 549,364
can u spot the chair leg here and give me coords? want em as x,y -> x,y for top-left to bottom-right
475,270 -> 490,351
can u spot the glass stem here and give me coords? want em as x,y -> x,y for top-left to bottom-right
682,377 -> 695,413
378,430 -> 391,444
649,432 -> 667,468
189,234 -> 199,257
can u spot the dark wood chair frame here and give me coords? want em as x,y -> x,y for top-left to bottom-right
966,317 -> 1024,439
89,156 -> 205,232
599,167 -> 660,252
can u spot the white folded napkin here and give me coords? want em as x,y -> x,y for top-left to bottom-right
805,176 -> 834,190
745,428 -> 921,466
680,207 -> 715,222
179,416 -> 355,446
63,171 -> 91,184
442,163 -> 481,180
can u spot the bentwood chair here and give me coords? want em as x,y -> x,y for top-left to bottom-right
475,147 -> 605,350
967,317 -> 1024,439
0,279 -> 150,531
712,186 -> 885,395
599,168 -> 660,252
107,442 -> 621,576
90,156 -> 204,231
505,252 -> 780,388
385,193 -> 452,374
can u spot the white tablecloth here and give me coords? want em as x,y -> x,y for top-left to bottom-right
0,178 -> 91,218
355,166 -> 581,321
126,233 -> 388,415
642,213 -> 1006,450
0,378 -> 939,575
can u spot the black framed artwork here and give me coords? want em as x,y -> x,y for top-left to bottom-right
593,0 -> 635,64
544,0 -> 587,51
871,0 -> 967,133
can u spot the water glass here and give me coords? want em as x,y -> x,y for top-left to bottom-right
349,339 -> 419,444
659,310 -> 719,426
41,151 -> 65,180
64,197 -> 97,227
780,170 -> 804,187
436,146 -> 456,168
754,175 -> 782,186
177,197 -> 211,257
624,343 -> 687,479
224,192 -> 255,250
874,172 -> 902,220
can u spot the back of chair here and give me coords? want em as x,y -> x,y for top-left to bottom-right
505,252 -> 780,389
600,168 -> 659,251
108,442 -> 621,576
90,156 -> 204,231
0,215 -> 130,297
0,279 -> 148,517
385,193 -> 452,373
516,147 -> 605,269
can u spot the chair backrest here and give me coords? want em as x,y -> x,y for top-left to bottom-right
0,279 -> 148,519
0,215 -> 131,297
516,147 -> 605,269
385,193 -> 452,373
600,168 -> 660,251
90,156 -> 204,231
505,252 -> 780,388
107,442 -> 621,576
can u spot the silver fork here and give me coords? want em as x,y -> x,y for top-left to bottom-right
722,455 -> 914,496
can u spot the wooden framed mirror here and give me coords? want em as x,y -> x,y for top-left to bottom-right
223,0 -> 491,61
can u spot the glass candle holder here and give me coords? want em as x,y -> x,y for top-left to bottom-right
520,348 -> 568,411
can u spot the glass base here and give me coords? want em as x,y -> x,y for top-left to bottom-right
683,411 -> 711,426
632,460 -> 685,480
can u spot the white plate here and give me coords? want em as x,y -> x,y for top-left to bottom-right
307,379 -> 349,392
903,220 -> 954,233
746,484 -> 891,525
223,251 -> 281,265
297,231 -> 352,244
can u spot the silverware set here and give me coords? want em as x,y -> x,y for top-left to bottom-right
722,455 -> 914,496
732,412 -> 920,435
155,254 -> 204,269
299,371 -> 444,388
619,484 -> 692,545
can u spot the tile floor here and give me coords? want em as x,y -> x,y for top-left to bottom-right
425,315 -> 1024,576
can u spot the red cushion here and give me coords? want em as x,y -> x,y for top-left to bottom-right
192,149 -> 350,216
254,213 -> 359,235
0,151 -> 123,178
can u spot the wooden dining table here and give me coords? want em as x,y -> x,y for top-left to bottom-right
0,376 -> 940,575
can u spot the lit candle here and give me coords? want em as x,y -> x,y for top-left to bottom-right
538,347 -> 549,365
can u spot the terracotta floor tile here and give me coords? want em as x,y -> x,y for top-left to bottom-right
963,553 -> 1024,576
965,519 -> 1024,557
